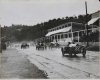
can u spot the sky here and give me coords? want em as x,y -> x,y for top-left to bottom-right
0,0 -> 100,27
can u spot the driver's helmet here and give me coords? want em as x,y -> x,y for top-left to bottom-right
66,42 -> 71,47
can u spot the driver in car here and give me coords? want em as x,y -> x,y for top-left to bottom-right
69,42 -> 77,47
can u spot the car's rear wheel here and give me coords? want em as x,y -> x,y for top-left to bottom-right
82,48 -> 86,57
83,53 -> 86,57
62,52 -> 65,56
61,48 -> 65,56
82,51 -> 86,57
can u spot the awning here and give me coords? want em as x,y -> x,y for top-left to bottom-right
88,17 -> 99,25
46,26 -> 71,36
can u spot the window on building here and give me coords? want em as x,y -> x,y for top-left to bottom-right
88,30 -> 92,35
52,36 -> 54,39
56,27 -> 59,30
65,24 -> 67,27
73,39 -> 78,42
62,26 -> 64,28
73,32 -> 78,37
55,35 -> 57,39
65,34 -> 68,38
61,34 -> 63,38
69,33 -> 72,37
58,35 -> 60,39
68,23 -> 71,26
93,25 -> 98,28
79,32 -> 82,36
59,27 -> 61,29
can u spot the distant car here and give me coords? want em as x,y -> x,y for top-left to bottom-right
36,43 -> 47,50
21,43 -> 29,49
49,42 -> 60,48
61,43 -> 86,57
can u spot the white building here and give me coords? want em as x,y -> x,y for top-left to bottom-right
88,10 -> 100,26
45,22 -> 98,45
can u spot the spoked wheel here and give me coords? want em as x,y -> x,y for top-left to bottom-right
69,49 -> 72,57
82,51 -> 86,57
83,53 -> 86,57
62,52 -> 65,56
61,48 -> 65,56
82,48 -> 86,57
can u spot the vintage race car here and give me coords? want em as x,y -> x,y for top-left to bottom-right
36,43 -> 47,50
21,43 -> 29,49
61,44 -> 86,57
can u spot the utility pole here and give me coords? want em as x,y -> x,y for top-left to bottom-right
85,1 -> 89,46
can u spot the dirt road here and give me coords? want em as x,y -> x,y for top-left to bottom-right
15,45 -> 100,79
0,48 -> 47,79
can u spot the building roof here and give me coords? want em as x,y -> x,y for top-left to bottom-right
88,17 -> 99,25
91,10 -> 100,15
48,22 -> 71,32
46,26 -> 71,36
89,10 -> 100,16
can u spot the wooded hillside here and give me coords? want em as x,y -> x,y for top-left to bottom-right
1,14 -> 91,41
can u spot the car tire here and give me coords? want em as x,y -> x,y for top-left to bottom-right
61,48 -> 65,56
